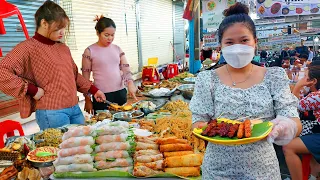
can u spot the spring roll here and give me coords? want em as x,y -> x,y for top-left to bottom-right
62,126 -> 95,141
165,154 -> 203,168
96,126 -> 128,136
96,134 -> 129,144
163,151 -> 194,158
58,145 -> 93,157
135,154 -> 163,163
136,135 -> 158,141
165,167 -> 200,177
94,158 -> 133,170
160,144 -> 192,152
108,121 -> 130,128
94,151 -> 130,161
135,136 -> 157,144
133,166 -> 163,177
60,136 -> 95,149
134,150 -> 160,158
55,163 -> 96,173
53,154 -> 93,166
95,142 -> 132,152
135,160 -> 163,170
101,166 -> 133,173
156,137 -> 188,145
136,142 -> 158,151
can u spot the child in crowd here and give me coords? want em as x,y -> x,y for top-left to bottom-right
285,59 -> 320,180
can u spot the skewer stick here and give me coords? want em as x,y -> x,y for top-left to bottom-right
235,116 -> 251,121
216,112 -> 224,119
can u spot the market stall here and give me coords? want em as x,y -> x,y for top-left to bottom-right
0,69 -> 280,179
0,72 -> 204,180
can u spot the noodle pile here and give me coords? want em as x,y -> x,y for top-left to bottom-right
161,100 -> 189,112
154,114 -> 205,154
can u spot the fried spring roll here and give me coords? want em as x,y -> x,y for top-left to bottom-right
237,123 -> 244,139
160,144 -> 192,152
164,154 -> 203,168
163,151 -> 194,158
135,160 -> 164,170
244,119 -> 252,138
156,137 -> 188,145
133,165 -> 163,177
165,167 -> 200,177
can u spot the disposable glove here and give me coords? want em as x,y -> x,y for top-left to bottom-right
267,115 -> 298,146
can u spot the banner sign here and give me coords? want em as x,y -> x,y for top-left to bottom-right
256,0 -> 320,18
203,32 -> 219,48
202,0 -> 236,29
258,35 -> 301,51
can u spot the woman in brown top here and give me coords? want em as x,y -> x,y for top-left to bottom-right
0,1 -> 106,130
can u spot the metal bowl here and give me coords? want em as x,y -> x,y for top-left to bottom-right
113,112 -> 132,122
177,84 -> 194,100
131,110 -> 145,119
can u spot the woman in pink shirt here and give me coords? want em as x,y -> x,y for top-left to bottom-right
82,16 -> 137,114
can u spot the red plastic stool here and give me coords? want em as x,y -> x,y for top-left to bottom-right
0,120 -> 24,148
302,154 -> 312,180
166,64 -> 179,79
0,0 -> 30,39
142,66 -> 160,83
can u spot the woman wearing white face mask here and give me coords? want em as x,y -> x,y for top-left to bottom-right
190,3 -> 302,179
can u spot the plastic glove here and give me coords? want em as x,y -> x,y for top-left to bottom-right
267,115 -> 298,146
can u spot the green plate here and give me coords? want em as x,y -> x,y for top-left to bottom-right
193,121 -> 273,146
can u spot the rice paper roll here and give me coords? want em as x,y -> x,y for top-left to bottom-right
94,151 -> 130,161
96,126 -> 128,136
58,145 -> 93,157
96,134 -> 129,144
163,151 -> 194,158
136,142 -> 158,151
55,163 -> 96,173
60,136 -> 94,149
94,158 -> 133,170
135,154 -> 163,163
135,160 -> 163,170
164,154 -> 203,168
135,136 -> 157,144
159,144 -> 192,152
95,142 -> 132,152
53,154 -> 93,166
62,126 -> 95,141
101,166 -> 133,173
133,166 -> 163,177
108,121 -> 130,128
165,167 -> 200,177
156,137 -> 188,145
134,150 -> 160,158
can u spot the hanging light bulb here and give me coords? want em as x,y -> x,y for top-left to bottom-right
314,37 -> 319,42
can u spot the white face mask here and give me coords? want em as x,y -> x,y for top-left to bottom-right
222,44 -> 255,68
